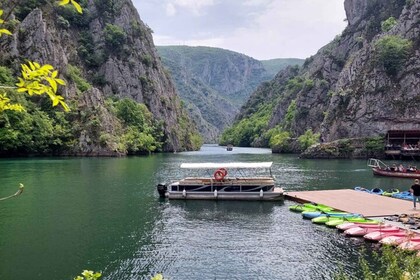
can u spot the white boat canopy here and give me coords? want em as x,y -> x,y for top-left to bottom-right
180,162 -> 273,169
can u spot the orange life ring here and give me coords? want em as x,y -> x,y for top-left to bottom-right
214,168 -> 227,181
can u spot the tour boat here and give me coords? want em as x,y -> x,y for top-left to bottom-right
368,158 -> 420,179
156,162 -> 284,200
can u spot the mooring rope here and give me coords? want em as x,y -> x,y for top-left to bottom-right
0,183 -> 24,201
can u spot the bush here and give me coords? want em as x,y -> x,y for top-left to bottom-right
269,130 -> 290,152
104,23 -> 126,51
298,129 -> 320,150
381,17 -> 397,32
375,35 -> 412,76
66,65 -> 91,92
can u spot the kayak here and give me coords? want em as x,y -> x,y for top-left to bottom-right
336,221 -> 384,231
311,215 -> 366,225
325,218 -> 377,228
391,191 -> 413,200
380,235 -> 420,246
289,203 -> 334,213
363,230 -> 408,242
301,211 -> 356,220
354,186 -> 384,195
345,226 -> 400,237
382,188 -> 399,197
398,240 -> 420,251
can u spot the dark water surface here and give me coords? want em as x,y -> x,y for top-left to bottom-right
0,145 -> 415,280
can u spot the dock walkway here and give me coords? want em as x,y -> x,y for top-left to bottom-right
285,189 -> 416,217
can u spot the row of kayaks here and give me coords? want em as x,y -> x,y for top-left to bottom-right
289,202 -> 420,253
354,186 -> 414,200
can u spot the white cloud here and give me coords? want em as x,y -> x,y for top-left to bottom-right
167,0 -> 216,16
133,0 -> 347,59
165,3 -> 176,16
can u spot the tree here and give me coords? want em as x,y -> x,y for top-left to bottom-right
0,1 -> 83,113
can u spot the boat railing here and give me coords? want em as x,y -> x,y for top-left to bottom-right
367,158 -> 388,169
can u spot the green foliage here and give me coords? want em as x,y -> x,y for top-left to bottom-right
66,64 -> 91,92
381,17 -> 397,32
74,270 -> 101,280
56,2 -> 89,28
297,129 -> 320,150
0,102 -> 73,154
375,35 -> 412,76
365,136 -> 385,153
333,246 -> 420,280
220,103 -> 272,147
286,76 -> 304,93
269,129 -> 290,151
189,133 -> 203,150
104,23 -> 126,51
283,100 -> 297,129
0,66 -> 15,85
78,32 -> 105,68
14,0 -> 48,21
110,98 -> 163,154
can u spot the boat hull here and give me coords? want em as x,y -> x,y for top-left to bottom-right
166,187 -> 284,201
372,168 -> 420,179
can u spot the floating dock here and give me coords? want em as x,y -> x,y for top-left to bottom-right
285,189 -> 416,217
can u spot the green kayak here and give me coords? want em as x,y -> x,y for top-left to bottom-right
311,215 -> 367,225
289,203 -> 334,213
325,218 -> 379,227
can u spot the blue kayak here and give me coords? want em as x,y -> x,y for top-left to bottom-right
302,211 -> 361,219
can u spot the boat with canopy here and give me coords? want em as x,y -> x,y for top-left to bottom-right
156,162 -> 283,200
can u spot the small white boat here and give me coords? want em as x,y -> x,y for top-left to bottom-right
157,162 -> 283,201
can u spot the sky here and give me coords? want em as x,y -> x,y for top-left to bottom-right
132,0 -> 348,60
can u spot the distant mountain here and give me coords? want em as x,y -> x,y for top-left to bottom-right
260,58 -> 304,77
157,46 -> 303,142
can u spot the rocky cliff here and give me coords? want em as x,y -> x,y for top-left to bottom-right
227,0 -> 419,151
0,0 -> 200,155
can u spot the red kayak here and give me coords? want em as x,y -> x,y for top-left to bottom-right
345,226 -> 401,237
380,235 -> 420,246
398,240 -> 420,251
336,222 -> 386,231
363,230 -> 408,242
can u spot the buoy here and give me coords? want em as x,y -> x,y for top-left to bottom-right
260,189 -> 264,198
182,189 -> 186,198
214,189 -> 218,198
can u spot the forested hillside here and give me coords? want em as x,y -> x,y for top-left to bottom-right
157,46 -> 303,142
221,0 -> 419,156
0,0 -> 202,156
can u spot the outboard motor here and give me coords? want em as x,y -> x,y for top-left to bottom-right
157,183 -> 167,198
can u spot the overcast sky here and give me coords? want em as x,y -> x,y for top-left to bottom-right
132,0 -> 347,60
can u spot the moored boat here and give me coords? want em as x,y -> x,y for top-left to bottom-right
368,158 -> 420,179
156,162 -> 283,201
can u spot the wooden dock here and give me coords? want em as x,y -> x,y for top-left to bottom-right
285,189 -> 416,217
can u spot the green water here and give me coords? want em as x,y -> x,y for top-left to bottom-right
0,145 -> 415,280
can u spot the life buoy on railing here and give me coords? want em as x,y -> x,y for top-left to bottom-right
214,168 -> 227,181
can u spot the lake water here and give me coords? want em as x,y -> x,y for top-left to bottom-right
0,145 -> 415,280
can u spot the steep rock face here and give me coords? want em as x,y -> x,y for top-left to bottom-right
0,0 -> 199,154
263,0 -> 419,144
